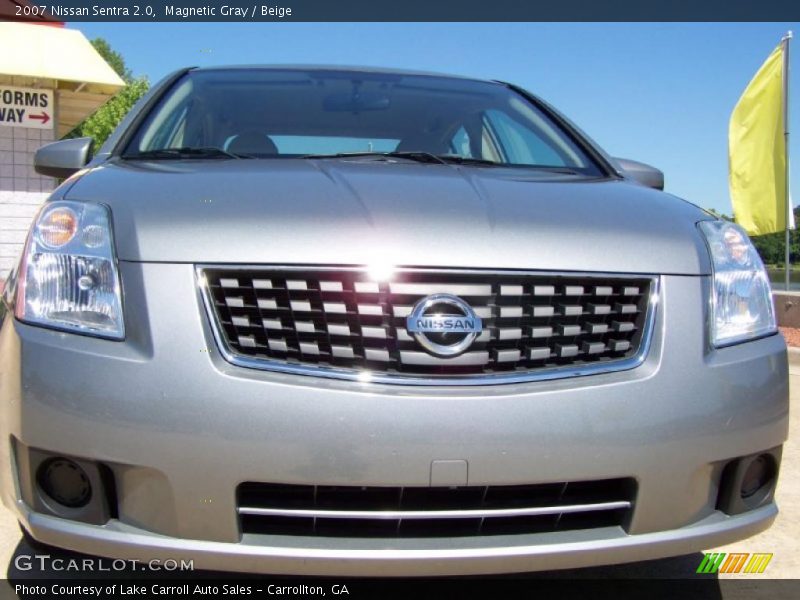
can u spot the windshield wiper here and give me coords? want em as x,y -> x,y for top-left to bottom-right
302,151 -> 511,167
123,147 -> 247,160
302,151 -> 581,172
439,157 -> 583,174
301,151 -> 449,165
434,155 -> 503,166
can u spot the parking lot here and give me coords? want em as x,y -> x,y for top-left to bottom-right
0,362 -> 795,582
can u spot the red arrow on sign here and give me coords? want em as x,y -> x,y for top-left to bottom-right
29,112 -> 50,125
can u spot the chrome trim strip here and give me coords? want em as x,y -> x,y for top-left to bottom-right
237,500 -> 632,520
196,265 -> 660,387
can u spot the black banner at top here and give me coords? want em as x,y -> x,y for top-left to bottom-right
5,0 -> 800,22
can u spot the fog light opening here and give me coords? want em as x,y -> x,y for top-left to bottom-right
36,458 -> 92,509
740,454 -> 776,500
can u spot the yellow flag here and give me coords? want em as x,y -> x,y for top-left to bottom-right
729,41 -> 789,235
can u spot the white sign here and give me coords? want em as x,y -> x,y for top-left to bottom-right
0,86 -> 53,129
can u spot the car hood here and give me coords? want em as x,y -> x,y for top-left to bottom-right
66,158 -> 713,275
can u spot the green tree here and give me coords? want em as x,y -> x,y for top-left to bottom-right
89,38 -> 131,82
66,38 -> 149,148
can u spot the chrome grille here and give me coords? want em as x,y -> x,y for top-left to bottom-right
199,267 -> 657,385
237,479 -> 635,538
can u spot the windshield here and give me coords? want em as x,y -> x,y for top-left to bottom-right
124,68 -> 603,174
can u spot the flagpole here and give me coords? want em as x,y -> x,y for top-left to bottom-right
784,31 -> 792,291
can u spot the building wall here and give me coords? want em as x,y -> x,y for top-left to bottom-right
0,125 -> 56,278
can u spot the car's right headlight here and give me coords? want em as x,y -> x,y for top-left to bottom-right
14,201 -> 124,340
698,220 -> 776,347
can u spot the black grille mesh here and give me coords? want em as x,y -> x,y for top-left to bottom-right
237,479 -> 636,538
202,268 -> 653,378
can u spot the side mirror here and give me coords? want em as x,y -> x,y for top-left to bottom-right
34,137 -> 93,179
614,157 -> 664,191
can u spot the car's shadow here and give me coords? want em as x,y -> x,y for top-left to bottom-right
3,536 -> 720,596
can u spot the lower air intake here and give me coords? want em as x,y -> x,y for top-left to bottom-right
237,479 -> 636,538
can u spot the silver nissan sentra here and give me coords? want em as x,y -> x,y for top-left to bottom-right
0,66 -> 789,576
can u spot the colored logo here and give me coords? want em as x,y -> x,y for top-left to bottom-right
696,552 -> 773,574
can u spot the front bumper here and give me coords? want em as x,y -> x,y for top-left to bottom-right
16,504 -> 778,576
0,264 -> 790,576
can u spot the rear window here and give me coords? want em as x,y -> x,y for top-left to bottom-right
229,135 -> 400,155
125,68 -> 602,174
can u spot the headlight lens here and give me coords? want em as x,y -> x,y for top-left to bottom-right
15,201 -> 124,339
699,220 -> 776,347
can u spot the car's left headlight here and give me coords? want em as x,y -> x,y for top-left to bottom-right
14,200 -> 124,340
699,220 -> 776,347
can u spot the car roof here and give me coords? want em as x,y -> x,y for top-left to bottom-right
191,64 -> 499,85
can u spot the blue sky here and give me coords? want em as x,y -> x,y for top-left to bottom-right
72,22 -> 798,215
